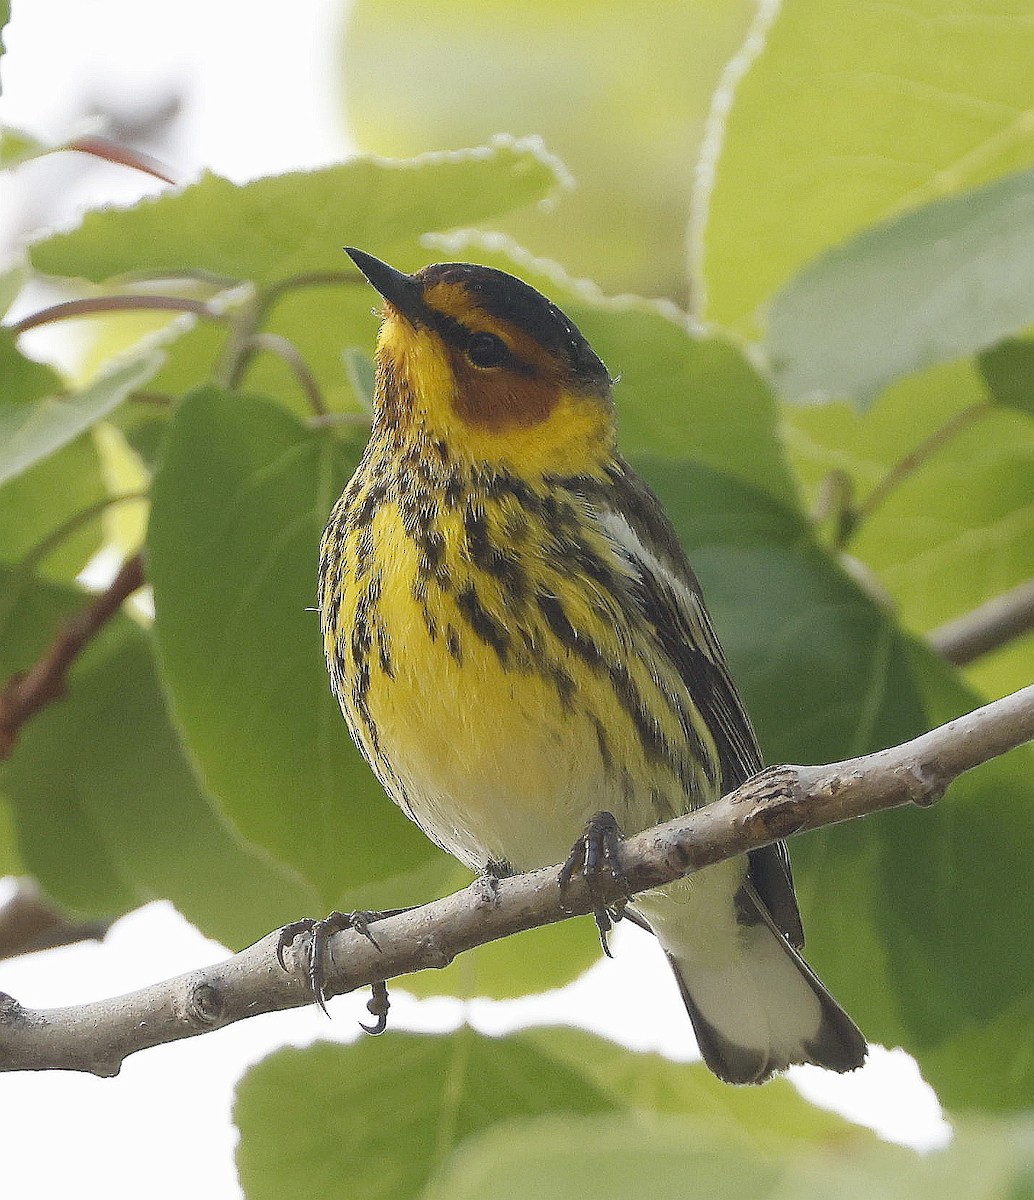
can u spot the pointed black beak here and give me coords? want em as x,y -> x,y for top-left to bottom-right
345,248 -> 426,325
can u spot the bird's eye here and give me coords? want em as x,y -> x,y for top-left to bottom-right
466,331 -> 508,368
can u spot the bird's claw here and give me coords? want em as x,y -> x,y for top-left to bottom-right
359,980 -> 390,1035
558,811 -> 629,957
276,908 -> 408,1025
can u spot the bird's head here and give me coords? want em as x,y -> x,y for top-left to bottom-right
347,249 -> 616,474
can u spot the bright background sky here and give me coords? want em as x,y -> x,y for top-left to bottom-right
1,2 -> 951,1195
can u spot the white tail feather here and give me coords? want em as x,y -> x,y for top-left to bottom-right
634,860 -> 866,1084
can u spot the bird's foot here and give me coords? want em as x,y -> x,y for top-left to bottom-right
476,857 -> 514,903
277,908 -> 409,1028
558,811 -> 629,958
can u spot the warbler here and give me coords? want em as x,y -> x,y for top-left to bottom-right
318,248 -> 867,1084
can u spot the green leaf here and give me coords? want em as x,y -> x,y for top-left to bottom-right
0,795 -> 26,877
636,457 -> 926,762
524,1027 -> 865,1150
346,0 -> 756,300
0,258 -> 25,315
233,1030 -> 615,1200
0,0 -> 10,85
579,307 -> 796,508
240,285 -> 378,418
148,387 -> 442,907
697,0 -> 1034,334
0,434 -> 105,580
0,340 -> 164,487
923,991 -> 1034,1116
0,326 -> 62,404
0,569 -> 317,945
785,357 -> 1034,700
343,347 -> 376,413
432,1108 -> 1034,1200
635,456 -> 1034,1108
880,642 -> 1034,1110
30,139 -> 566,288
422,1113 -> 781,1200
789,1115 -> 1034,1200
978,337 -> 1034,418
768,167 -> 1034,405
0,125 -> 50,169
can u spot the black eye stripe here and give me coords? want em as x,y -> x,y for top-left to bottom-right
422,307 -> 535,376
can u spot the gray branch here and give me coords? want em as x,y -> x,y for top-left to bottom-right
931,577 -> 1034,666
2,683 -> 1033,1076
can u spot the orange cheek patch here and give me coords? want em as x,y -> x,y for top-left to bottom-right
450,353 -> 561,431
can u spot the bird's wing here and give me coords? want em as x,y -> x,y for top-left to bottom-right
586,459 -> 805,948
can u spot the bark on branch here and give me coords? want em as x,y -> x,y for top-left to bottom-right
2,683 -> 1032,1076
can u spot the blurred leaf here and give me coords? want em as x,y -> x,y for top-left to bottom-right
92,423 -> 149,557
234,1030 -> 614,1200
978,337 -> 1034,418
576,307 -> 796,508
525,1026 -> 864,1150
148,387 -> 442,908
0,126 -> 48,169
636,456 -> 1034,1108
698,0 -> 1034,334
429,1105 -> 1034,1200
242,284 -> 377,418
853,386 -> 1034,696
343,346 -> 376,413
882,641 -> 1034,1110
347,0 -> 756,300
638,457 -> 926,762
922,990 -> 1034,1117
784,358 -> 1034,700
422,1113 -> 781,1200
109,402 -> 171,470
0,435 -> 105,580
0,796 -> 25,877
0,341 -> 163,487
0,326 -> 62,404
0,258 -> 25,315
789,1114 -> 1034,1200
963,630 -> 1034,710
768,168 -> 1034,405
0,0 -> 9,77
75,294 -> 366,423
0,569 -> 317,945
30,139 -> 566,288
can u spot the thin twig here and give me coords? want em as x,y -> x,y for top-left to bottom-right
0,881 -> 109,962
17,491 -> 149,575
212,269 -> 367,394
8,295 -> 222,335
262,270 -> 369,307
1,682 -> 1031,1076
0,553 -> 145,759
65,136 -> 179,186
931,577 -> 1034,666
841,402 -> 993,547
233,332 -> 328,417
307,412 -> 372,430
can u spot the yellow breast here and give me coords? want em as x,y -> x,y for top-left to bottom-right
320,458 -> 720,872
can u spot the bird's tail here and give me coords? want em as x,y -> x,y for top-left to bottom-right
635,866 -> 866,1085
